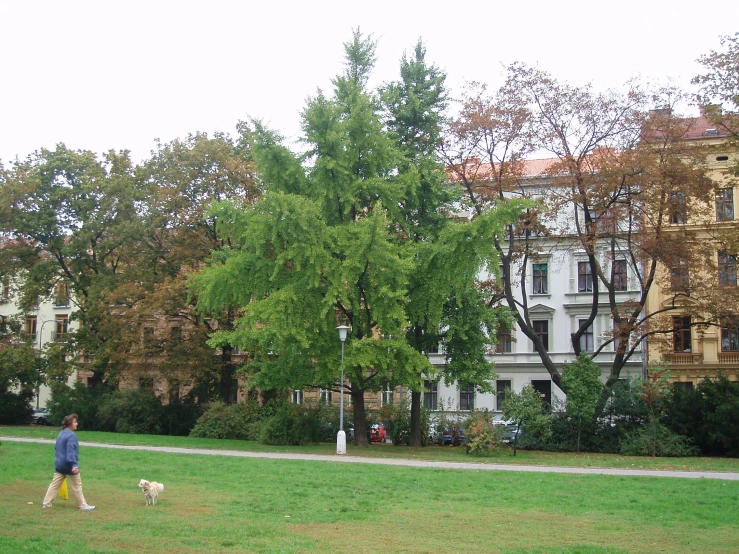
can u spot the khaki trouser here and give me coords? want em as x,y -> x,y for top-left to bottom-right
43,472 -> 88,508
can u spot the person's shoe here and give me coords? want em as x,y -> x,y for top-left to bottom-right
79,505 -> 95,511
42,504 -> 52,509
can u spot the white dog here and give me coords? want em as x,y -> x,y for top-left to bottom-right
138,479 -> 164,506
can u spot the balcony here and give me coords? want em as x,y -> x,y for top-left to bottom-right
718,352 -> 739,364
664,352 -> 703,365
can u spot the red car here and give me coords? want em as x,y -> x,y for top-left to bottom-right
369,423 -> 386,443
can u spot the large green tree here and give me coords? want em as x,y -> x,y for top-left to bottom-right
193,31 -> 524,446
382,40 -> 501,447
0,145 -> 141,388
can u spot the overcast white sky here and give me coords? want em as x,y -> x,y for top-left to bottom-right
1,1 -> 737,165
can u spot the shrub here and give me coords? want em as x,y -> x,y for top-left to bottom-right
0,391 -> 32,424
379,400 -> 410,445
464,410 -> 505,456
620,423 -> 698,457
189,399 -> 262,440
260,402 -> 323,446
96,389 -> 165,435
161,399 -> 204,436
47,382 -> 107,430
664,376 -> 739,457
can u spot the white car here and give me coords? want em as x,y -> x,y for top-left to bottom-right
30,408 -> 51,425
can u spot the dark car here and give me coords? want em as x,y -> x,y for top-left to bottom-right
30,408 -> 51,425
442,428 -> 467,446
501,424 -> 523,443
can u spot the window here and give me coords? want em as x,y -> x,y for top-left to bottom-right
138,377 -> 154,392
170,326 -> 183,342
613,260 -> 628,291
381,383 -> 393,406
54,315 -> 69,341
533,263 -> 548,294
143,327 -> 155,347
25,315 -> 37,341
496,380 -> 511,411
0,315 -> 7,334
719,252 -> 737,286
672,316 -> 692,353
578,320 -> 594,352
495,326 -> 512,353
669,192 -> 687,224
721,319 -> 739,352
319,389 -> 332,404
531,380 -> 552,408
670,259 -> 690,290
423,380 -> 438,410
292,390 -> 303,405
716,189 -> 734,221
54,282 -> 69,306
578,261 -> 593,292
459,382 -> 475,411
533,320 -> 549,350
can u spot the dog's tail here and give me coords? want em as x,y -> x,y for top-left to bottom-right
157,483 -> 164,493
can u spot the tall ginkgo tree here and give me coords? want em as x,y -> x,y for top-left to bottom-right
192,31 -> 525,446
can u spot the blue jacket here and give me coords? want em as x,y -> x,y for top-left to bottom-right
54,429 -> 79,474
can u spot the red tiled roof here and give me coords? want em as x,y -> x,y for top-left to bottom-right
681,116 -> 731,140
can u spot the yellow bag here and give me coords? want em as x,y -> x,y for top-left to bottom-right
59,478 -> 69,500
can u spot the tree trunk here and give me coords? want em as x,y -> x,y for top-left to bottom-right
409,390 -> 422,447
351,387 -> 369,447
220,346 -> 236,404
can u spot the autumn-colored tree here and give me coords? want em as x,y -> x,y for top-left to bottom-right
443,66 -> 719,409
109,133 -> 260,403
693,32 -> 739,149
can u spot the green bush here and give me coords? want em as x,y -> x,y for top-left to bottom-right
0,391 -> 33,424
189,399 -> 262,440
96,389 -> 165,434
259,402 -> 323,446
161,399 -> 204,436
664,376 -> 739,457
47,382 -> 108,430
379,400 -> 410,445
620,423 -> 698,457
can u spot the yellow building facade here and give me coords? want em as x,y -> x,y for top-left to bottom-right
646,116 -> 739,386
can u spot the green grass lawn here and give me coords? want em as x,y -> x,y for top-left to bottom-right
1,428 -> 739,553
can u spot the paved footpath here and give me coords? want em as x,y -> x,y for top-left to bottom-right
4,436 -> 739,481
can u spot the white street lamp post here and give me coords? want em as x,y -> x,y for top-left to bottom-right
36,319 -> 54,409
336,325 -> 350,455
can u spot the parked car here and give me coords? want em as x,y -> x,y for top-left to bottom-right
501,423 -> 523,444
442,428 -> 467,446
369,423 -> 386,443
30,408 -> 51,425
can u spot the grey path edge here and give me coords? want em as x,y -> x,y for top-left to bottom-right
4,436 -> 739,480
